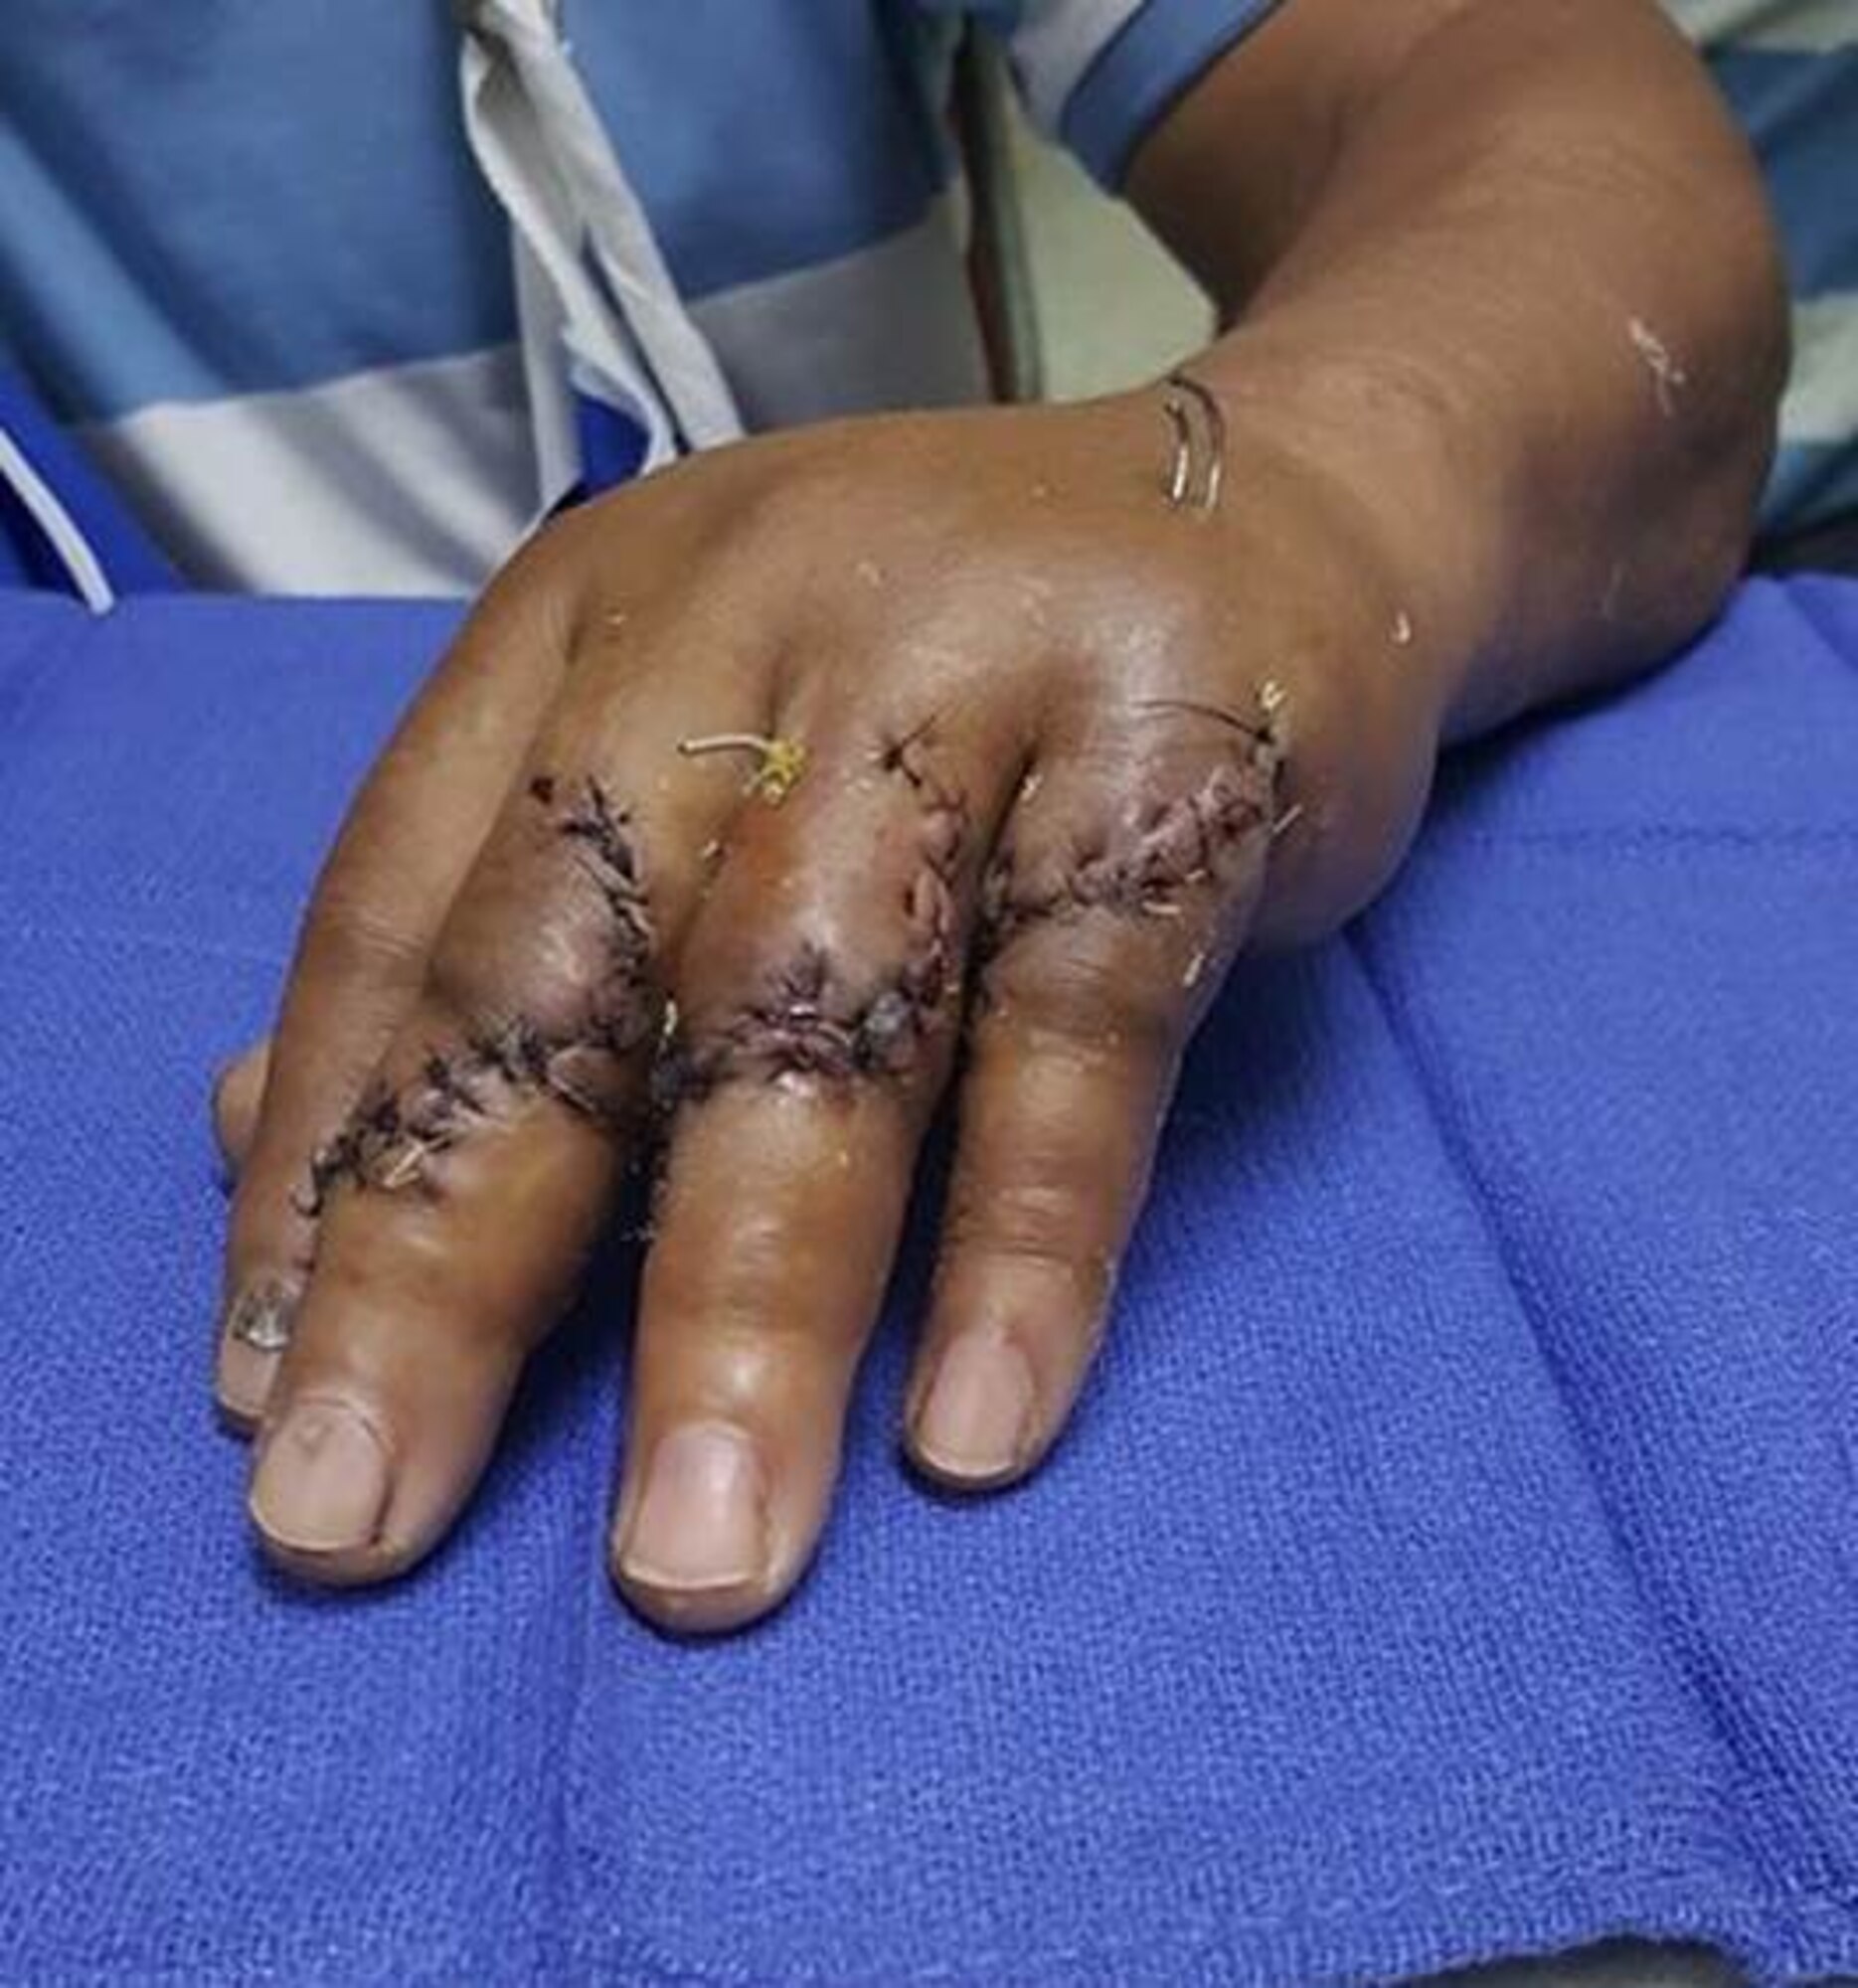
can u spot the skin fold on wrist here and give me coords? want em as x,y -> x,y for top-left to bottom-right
1179,331 -> 1513,735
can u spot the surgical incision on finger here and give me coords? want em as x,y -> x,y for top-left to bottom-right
655,719 -> 970,1103
296,775 -> 658,1214
977,689 -> 1287,961
654,929 -> 947,1100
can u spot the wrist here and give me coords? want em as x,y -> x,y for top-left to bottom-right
1178,325 -> 1517,738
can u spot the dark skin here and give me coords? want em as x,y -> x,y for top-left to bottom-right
209,0 -> 1786,1633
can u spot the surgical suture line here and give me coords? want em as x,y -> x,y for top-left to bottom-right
297,777 -> 656,1212
296,666 -> 1302,1216
657,721 -> 968,1103
976,679 -> 1293,960
1162,371 -> 1226,514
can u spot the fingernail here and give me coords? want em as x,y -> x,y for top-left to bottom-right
250,1400 -> 391,1555
619,1421 -> 767,1592
914,1332 -> 1037,1483
225,1280 -> 296,1355
217,1282 -> 297,1424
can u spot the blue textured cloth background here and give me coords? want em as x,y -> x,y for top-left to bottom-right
1,581 -> 1855,1986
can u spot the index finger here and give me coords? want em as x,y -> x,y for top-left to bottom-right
215,532 -> 583,1422
241,622 -> 754,1581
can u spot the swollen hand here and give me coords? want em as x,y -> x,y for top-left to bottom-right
211,391 -> 1443,1632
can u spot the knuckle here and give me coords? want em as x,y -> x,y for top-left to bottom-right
938,1171 -> 1119,1315
299,889 -> 429,995
419,931 -> 535,1046
503,506 -> 593,589
422,903 -> 637,1054
425,778 -> 660,1059
705,461 -> 837,570
943,1175 -> 1084,1265
458,514 -> 588,655
990,934 -> 1180,1068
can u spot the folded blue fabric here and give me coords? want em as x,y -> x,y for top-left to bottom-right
1,580 -> 1854,1987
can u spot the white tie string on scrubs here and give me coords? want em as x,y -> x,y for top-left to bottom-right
455,0 -> 745,512
0,423 -> 117,613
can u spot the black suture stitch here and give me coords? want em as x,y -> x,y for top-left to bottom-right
297,774 -> 656,1212
1130,695 -> 1272,748
658,944 -> 947,1102
296,1080 -> 404,1218
875,715 -> 970,820
976,720 -> 1285,963
422,1051 -> 485,1115
656,727 -> 968,1105
773,941 -> 831,1011
558,775 -> 629,856
875,712 -> 937,778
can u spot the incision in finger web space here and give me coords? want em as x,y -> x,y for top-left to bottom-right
283,375 -> 1297,1235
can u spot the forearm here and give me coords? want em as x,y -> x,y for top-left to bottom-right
1130,0 -> 1789,741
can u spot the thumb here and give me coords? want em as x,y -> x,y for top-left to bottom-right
210,1039 -> 272,1182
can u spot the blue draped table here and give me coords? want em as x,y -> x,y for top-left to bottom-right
1,580 -> 1854,1986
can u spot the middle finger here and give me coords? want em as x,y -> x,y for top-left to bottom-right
610,683 -> 1019,1632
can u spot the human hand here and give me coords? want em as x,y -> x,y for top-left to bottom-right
212,383 -> 1453,1631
